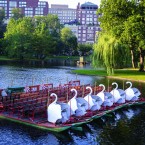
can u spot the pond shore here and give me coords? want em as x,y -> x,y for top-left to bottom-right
72,69 -> 145,82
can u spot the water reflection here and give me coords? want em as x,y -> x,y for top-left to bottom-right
98,106 -> 145,145
0,65 -> 96,89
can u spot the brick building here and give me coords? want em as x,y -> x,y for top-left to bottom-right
76,2 -> 100,44
0,0 -> 48,18
49,4 -> 76,24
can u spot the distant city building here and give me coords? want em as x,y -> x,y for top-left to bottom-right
53,2 -> 100,44
0,0 -> 48,19
76,2 -> 100,44
1,1 -> 100,44
49,4 -> 76,24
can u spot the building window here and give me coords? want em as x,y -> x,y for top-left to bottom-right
35,7 -> 43,15
82,21 -> 85,24
9,1 -> 17,7
83,34 -> 86,37
83,30 -> 86,33
0,2 -> 7,7
1,1 -> 7,4
19,2 -> 26,7
94,18 -> 97,21
25,11 -> 33,17
87,34 -> 93,39
9,13 -> 14,17
38,2 -> 46,7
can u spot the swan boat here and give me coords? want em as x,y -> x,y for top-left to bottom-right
0,81 -> 145,132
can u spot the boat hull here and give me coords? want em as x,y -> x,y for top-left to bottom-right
0,100 -> 145,132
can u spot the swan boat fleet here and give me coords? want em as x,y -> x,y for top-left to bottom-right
0,80 -> 145,132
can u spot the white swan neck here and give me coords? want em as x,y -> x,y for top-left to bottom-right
112,82 -> 118,90
86,86 -> 92,95
99,84 -> 105,92
71,88 -> 77,99
50,93 -> 57,104
126,81 -> 132,89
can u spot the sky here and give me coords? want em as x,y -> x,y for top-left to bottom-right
40,0 -> 101,8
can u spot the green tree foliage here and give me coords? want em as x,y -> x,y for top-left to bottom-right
93,33 -> 128,75
4,18 -> 34,59
11,8 -> 24,20
34,15 -> 62,37
78,43 -> 92,56
0,9 -> 6,55
98,0 -> 134,37
60,27 -> 78,55
94,0 -> 145,74
32,15 -> 62,58
32,20 -> 53,59
121,1 -> 145,71
4,14 -> 62,59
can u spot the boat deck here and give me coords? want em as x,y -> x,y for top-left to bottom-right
1,98 -> 145,131
0,83 -> 145,132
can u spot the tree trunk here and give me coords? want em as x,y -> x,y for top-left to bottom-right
139,47 -> 144,72
130,49 -> 135,68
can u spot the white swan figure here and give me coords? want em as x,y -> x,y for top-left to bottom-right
110,82 -> 125,104
84,86 -> 101,111
97,84 -> 114,107
84,86 -> 95,109
47,93 -> 62,123
95,84 -> 105,104
68,88 -> 87,116
125,81 -> 141,101
68,89 -> 78,115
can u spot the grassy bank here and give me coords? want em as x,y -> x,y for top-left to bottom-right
0,56 -> 17,61
72,69 -> 145,81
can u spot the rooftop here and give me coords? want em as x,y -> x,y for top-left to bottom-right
81,2 -> 98,9
51,4 -> 68,9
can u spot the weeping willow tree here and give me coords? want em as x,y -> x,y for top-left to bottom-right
93,33 -> 129,75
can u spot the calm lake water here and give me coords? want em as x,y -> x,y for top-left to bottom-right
0,63 -> 145,145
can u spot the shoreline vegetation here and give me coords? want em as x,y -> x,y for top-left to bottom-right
0,55 -> 91,62
72,69 -> 145,82
1,55 -> 145,82
0,55 -> 79,61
